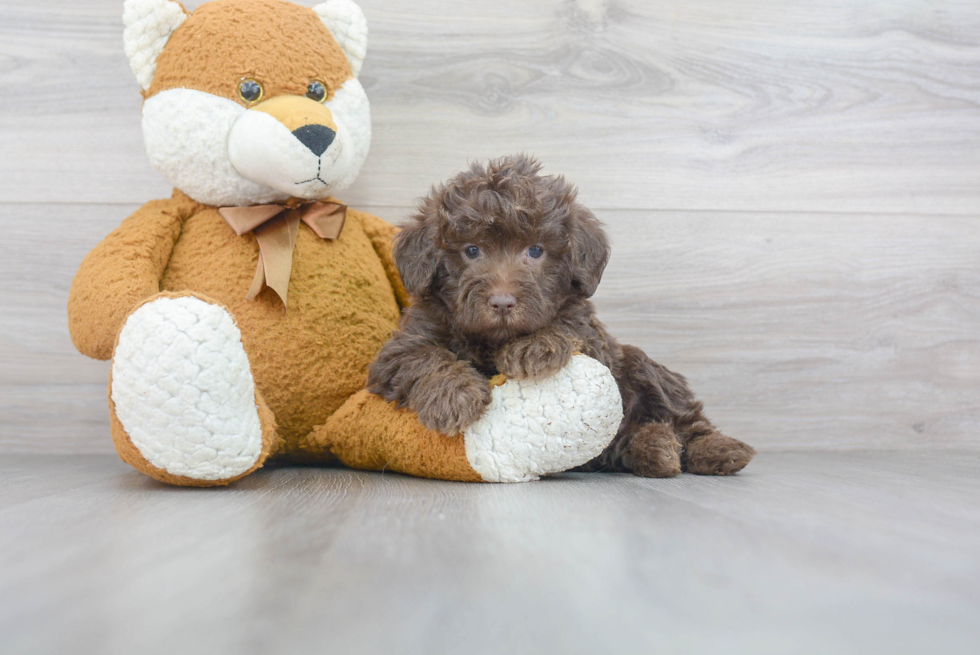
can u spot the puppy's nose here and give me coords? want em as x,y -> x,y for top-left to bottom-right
489,294 -> 517,314
292,124 -> 336,156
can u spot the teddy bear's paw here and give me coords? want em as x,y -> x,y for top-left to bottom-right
463,354 -> 623,482
111,296 -> 264,482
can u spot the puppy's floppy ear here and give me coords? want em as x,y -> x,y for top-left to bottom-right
567,204 -> 610,298
393,210 -> 441,297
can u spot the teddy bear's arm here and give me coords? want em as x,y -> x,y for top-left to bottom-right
67,194 -> 200,360
352,209 -> 411,310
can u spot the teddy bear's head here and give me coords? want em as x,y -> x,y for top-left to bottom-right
123,0 -> 370,206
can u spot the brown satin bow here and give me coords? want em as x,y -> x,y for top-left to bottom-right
218,200 -> 347,308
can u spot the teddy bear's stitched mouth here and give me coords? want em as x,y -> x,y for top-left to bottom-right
295,143 -> 345,188
296,157 -> 330,187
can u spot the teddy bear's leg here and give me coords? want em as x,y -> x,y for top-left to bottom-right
307,354 -> 623,483
108,292 -> 280,486
305,390 -> 483,482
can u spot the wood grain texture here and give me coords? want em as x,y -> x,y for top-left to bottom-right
2,202 -> 977,453
597,210 -> 980,451
2,452 -> 979,654
1,0 -> 979,211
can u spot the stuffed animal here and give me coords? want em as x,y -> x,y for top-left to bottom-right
67,0 -> 622,486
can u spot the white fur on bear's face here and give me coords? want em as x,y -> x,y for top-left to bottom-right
227,111 -> 338,201
142,79 -> 371,206
142,88 -> 280,206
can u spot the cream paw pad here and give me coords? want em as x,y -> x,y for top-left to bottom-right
110,295 -> 264,481
464,355 -> 623,482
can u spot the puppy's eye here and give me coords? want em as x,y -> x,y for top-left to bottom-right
239,79 -> 263,104
527,245 -> 544,259
464,246 -> 480,259
306,80 -> 327,103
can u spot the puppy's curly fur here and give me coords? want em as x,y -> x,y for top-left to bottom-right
367,154 -> 755,477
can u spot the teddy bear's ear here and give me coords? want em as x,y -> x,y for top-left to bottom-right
123,0 -> 189,91
313,0 -> 369,77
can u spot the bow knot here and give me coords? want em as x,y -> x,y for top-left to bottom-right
218,200 -> 347,308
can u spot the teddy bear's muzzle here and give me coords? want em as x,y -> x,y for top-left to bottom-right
227,94 -> 355,199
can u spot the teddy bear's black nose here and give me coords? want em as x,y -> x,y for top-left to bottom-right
291,124 -> 336,156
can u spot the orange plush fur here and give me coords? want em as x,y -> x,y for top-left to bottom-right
147,0 -> 353,104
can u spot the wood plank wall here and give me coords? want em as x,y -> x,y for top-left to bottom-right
1,0 -> 978,454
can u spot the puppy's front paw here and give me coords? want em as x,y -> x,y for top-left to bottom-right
495,331 -> 576,381
409,364 -> 492,435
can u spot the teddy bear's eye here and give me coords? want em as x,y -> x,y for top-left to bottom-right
239,79 -> 263,104
306,81 -> 327,103
464,246 -> 480,259
527,246 -> 544,259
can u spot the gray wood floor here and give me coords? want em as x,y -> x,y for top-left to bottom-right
2,451 -> 979,655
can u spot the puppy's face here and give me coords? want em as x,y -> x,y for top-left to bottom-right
395,155 -> 610,343
439,209 -> 569,341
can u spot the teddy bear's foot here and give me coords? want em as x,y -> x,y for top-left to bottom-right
109,294 -> 278,486
682,430 -> 756,476
464,355 -> 623,482
316,354 -> 623,483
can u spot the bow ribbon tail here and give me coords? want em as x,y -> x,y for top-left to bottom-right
246,212 -> 302,309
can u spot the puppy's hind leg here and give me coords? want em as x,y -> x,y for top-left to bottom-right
613,344 -> 754,476
676,405 -> 756,475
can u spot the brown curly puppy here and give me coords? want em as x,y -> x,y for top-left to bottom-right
367,154 -> 755,477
